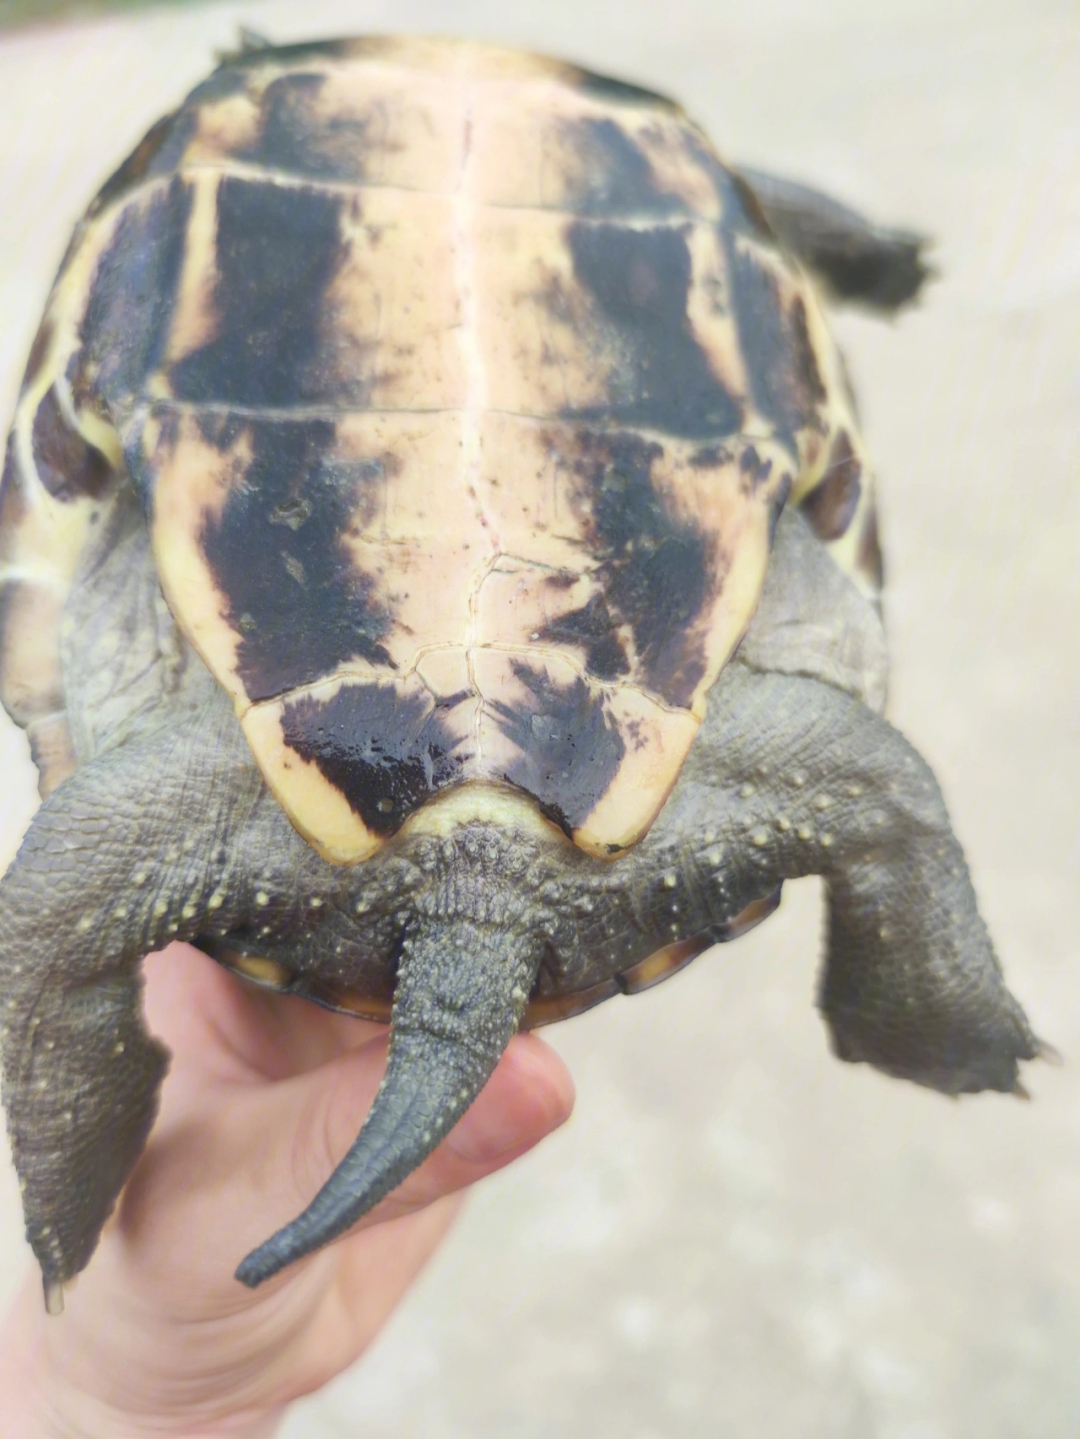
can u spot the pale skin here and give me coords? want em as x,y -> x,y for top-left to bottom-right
0,942 -> 575,1439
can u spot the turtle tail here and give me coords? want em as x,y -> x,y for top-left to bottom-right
235,916 -> 542,1287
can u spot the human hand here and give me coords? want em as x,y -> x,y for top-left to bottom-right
0,942 -> 574,1438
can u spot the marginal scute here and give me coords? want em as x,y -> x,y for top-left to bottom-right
213,886 -> 785,1030
569,65 -> 679,112
212,941 -> 635,1031
856,503 -> 885,590
616,933 -> 714,994
227,951 -> 293,988
31,389 -> 112,503
2,35 -> 873,855
21,316 -> 55,394
88,108 -> 191,217
0,435 -> 25,531
803,430 -> 862,542
523,979 -> 621,1027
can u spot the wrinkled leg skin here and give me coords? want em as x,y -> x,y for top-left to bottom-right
0,725 -> 257,1310
695,666 -> 1041,1094
0,664 -> 1043,1306
0,711 -> 543,1303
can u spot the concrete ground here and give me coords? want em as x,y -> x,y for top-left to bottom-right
0,0 -> 1077,1434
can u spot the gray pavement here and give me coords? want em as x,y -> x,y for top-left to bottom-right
0,1 -> 1078,1434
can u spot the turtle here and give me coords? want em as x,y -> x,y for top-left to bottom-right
0,34 -> 1042,1314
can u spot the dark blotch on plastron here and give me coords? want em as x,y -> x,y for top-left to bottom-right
281,682 -> 463,834
561,117 -> 684,216
739,445 -> 774,492
564,429 -> 712,706
238,72 -> 380,182
118,407 -> 179,512
542,569 -> 578,592
31,389 -> 112,503
537,591 -> 629,680
571,66 -> 678,111
788,299 -> 826,403
199,418 -> 395,701
803,431 -> 862,542
194,409 -> 247,454
73,176 -> 193,416
170,178 -> 346,408
567,222 -> 741,439
493,661 -> 625,833
139,409 -> 182,489
726,240 -> 826,444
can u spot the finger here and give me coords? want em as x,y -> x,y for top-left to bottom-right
292,1193 -> 467,1384
142,944 -> 387,1083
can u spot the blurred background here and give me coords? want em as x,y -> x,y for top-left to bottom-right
0,1 -> 1078,1434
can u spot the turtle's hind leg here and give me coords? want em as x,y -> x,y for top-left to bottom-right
739,167 -> 932,312
693,665 -> 1040,1095
0,716 -> 261,1304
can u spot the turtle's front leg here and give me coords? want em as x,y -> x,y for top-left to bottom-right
688,664 -> 1041,1094
0,717 -> 263,1307
737,166 -> 931,312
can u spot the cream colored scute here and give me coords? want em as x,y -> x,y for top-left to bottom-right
241,689 -> 385,864
469,78 -> 718,215
574,692 -> 700,857
191,65 -> 465,194
2,34 -> 874,859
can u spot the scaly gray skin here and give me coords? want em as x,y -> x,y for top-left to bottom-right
0,500 -> 1039,1303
